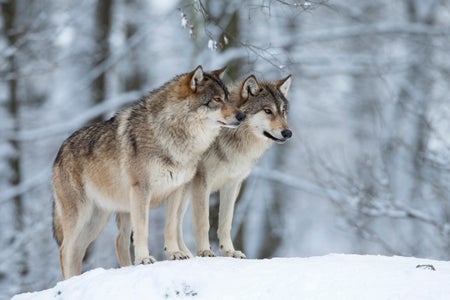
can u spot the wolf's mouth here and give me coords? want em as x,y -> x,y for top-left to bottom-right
263,131 -> 287,144
218,121 -> 241,128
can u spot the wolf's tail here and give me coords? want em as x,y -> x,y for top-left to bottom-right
52,199 -> 63,246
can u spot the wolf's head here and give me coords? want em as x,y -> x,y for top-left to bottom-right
187,66 -> 245,128
234,75 -> 292,144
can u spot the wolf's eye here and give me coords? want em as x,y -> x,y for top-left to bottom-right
264,108 -> 272,115
214,97 -> 222,103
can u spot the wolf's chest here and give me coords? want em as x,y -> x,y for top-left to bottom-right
152,162 -> 196,192
209,159 -> 253,191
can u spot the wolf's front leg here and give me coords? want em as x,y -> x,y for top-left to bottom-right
115,212 -> 132,267
130,186 -> 156,265
218,181 -> 246,259
164,187 -> 191,260
192,176 -> 215,257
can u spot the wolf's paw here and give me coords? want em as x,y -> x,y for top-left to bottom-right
179,246 -> 194,259
166,251 -> 191,260
222,249 -> 246,259
135,255 -> 157,265
197,249 -> 216,257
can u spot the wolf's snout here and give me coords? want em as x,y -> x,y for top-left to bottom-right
281,129 -> 292,139
235,112 -> 246,122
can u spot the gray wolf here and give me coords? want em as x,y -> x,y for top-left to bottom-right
116,74 -> 292,261
52,66 -> 245,279
169,74 -> 293,259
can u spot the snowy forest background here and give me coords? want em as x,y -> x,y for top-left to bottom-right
1,0 -> 450,298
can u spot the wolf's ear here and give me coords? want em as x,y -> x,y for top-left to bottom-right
211,66 -> 227,79
277,75 -> 292,97
241,75 -> 260,100
190,65 -> 204,92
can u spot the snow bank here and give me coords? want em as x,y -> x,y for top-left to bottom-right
12,254 -> 450,300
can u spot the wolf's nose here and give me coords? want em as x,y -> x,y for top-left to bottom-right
235,112 -> 246,122
281,129 -> 292,139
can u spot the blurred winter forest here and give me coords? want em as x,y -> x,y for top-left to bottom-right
1,0 -> 450,298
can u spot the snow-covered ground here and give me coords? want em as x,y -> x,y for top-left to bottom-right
12,254 -> 450,300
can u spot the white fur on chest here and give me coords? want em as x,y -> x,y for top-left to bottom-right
204,138 -> 271,191
207,156 -> 254,192
151,162 -> 196,192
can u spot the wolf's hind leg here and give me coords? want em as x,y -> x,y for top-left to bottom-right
116,212 -> 132,267
60,203 -> 110,279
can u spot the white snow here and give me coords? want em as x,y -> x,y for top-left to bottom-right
180,12 -> 189,28
12,254 -> 450,300
208,39 -> 217,51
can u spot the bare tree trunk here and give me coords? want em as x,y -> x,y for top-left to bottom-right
122,0 -> 147,92
1,0 -> 28,284
91,0 -> 113,123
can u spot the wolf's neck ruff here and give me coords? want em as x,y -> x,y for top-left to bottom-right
153,104 -> 222,164
215,123 -> 272,160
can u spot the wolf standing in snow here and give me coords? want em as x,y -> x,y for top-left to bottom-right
116,74 -> 292,261
52,66 -> 245,279
167,75 -> 293,259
